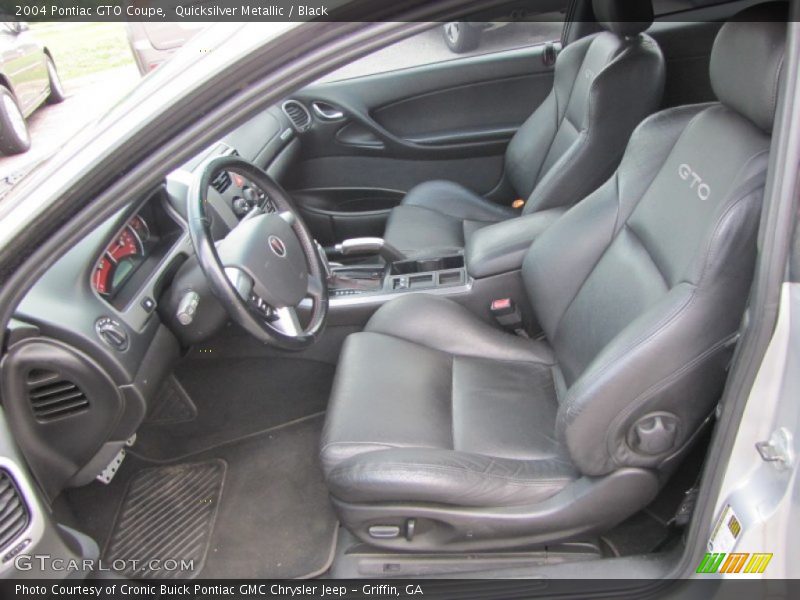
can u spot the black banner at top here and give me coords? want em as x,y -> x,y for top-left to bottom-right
0,0 -> 794,23
6,0 -> 338,21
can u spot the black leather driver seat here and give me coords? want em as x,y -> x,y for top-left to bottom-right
383,0 -> 665,257
321,4 -> 787,551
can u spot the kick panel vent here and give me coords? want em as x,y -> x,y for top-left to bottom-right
0,469 -> 30,551
27,370 -> 89,422
211,170 -> 232,194
282,100 -> 311,131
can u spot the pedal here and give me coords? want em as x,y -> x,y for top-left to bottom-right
96,435 -> 136,484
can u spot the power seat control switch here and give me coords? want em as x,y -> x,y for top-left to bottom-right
177,291 -> 200,326
368,525 -> 400,539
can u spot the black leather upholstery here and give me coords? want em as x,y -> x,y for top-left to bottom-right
383,0 -> 665,257
383,180 -> 517,257
465,208 -> 566,278
709,3 -> 788,132
322,295 -> 575,508
322,7 -> 786,550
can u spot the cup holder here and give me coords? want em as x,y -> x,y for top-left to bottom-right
390,255 -> 464,275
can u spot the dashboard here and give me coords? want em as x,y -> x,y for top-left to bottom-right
1,103 -> 300,501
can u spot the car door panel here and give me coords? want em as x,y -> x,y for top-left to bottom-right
284,43 -> 558,243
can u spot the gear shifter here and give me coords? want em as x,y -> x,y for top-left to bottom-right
330,238 -> 405,263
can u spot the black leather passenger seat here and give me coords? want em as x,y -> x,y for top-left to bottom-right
383,0 -> 666,257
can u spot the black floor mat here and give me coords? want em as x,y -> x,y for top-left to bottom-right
145,375 -> 198,426
105,461 -> 225,579
133,358 -> 335,461
64,416 -> 337,579
198,416 -> 336,579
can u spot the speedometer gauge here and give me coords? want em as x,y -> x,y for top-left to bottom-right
92,216 -> 148,297
129,215 -> 150,242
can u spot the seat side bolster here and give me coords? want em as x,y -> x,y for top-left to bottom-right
326,448 -> 577,507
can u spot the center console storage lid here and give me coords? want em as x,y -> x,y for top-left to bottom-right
466,208 -> 565,279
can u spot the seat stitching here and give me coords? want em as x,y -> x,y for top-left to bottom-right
528,37 -> 590,189
320,441 -> 406,458
768,54 -> 784,127
329,462 -> 575,486
362,330 -> 556,367
624,223 -> 670,289
449,354 -> 456,451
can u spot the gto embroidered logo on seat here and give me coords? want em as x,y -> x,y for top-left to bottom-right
678,163 -> 711,201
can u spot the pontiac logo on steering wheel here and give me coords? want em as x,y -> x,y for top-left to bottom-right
268,235 -> 287,258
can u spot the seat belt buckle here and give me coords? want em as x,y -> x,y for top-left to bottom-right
490,298 -> 527,337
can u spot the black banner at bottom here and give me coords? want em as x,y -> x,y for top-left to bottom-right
2,579 -> 800,600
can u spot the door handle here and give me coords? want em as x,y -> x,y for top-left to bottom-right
311,101 -> 345,121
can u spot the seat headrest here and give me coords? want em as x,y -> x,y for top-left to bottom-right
592,0 -> 654,37
710,2 -> 788,132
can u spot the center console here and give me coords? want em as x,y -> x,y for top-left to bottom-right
327,252 -> 470,305
310,235 -> 535,332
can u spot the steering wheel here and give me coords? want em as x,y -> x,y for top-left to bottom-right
187,155 -> 328,350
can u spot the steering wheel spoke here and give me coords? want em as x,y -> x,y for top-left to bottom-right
224,266 -> 254,301
187,155 -> 328,350
307,271 -> 326,297
278,210 -> 296,226
271,306 -> 303,337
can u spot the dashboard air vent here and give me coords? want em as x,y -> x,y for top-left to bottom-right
0,469 -> 29,551
211,170 -> 232,194
282,100 -> 311,132
27,370 -> 89,422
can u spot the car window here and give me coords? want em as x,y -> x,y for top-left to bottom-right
322,14 -> 564,83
